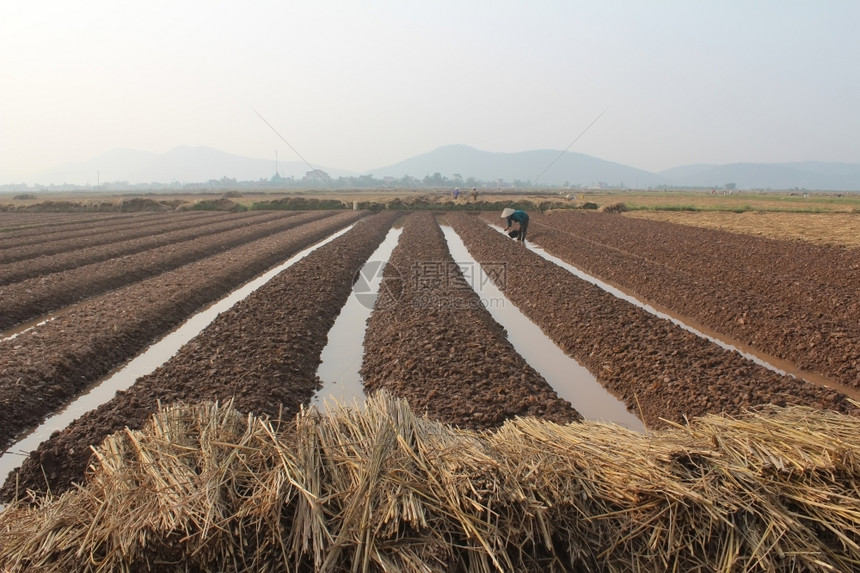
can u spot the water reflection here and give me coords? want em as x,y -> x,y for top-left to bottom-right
313,226 -> 404,411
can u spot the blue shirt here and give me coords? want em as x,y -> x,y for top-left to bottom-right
506,210 -> 529,226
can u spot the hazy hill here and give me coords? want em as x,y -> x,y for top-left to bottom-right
370,145 -> 664,188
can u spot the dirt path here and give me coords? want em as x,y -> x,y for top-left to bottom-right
451,212 -> 855,429
360,212 -> 581,431
510,211 -> 860,390
0,211 -> 363,450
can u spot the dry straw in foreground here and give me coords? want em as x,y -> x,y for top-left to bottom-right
1,392 -> 858,572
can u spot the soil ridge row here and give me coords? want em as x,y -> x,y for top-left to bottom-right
1,211 -> 399,500
0,211 -> 232,264
0,211 -> 362,451
0,211 -> 334,330
451,212 -> 855,429
360,212 -> 581,431
521,211 -> 860,389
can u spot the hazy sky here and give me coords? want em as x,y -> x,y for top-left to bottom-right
2,1 -> 859,182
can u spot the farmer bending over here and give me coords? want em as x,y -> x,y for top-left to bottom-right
501,208 -> 529,243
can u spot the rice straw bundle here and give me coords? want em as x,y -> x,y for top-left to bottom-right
1,395 -> 858,572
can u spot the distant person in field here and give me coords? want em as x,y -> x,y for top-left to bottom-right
501,207 -> 529,243
452,187 -> 460,199
471,187 -> 478,201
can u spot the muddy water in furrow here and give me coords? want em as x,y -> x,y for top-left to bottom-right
442,223 -> 644,430
518,211 -> 860,392
313,225 -> 404,411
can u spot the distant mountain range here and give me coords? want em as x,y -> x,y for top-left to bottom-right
375,145 -> 860,190
373,145 -> 664,188
5,144 -> 860,190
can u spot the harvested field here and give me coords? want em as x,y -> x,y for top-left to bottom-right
626,210 -> 860,248
1,205 -> 858,570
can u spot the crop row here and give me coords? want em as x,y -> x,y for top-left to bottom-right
0,211 -> 231,264
0,212 -> 136,235
0,211 -> 292,282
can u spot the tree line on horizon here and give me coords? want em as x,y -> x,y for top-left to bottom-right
1,171 -> 626,193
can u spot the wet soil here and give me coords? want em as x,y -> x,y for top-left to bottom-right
502,211 -> 860,390
451,212 -> 856,429
2,211 -> 400,500
0,211 -> 333,330
360,212 -> 581,431
2,209 -> 856,504
0,211 -> 363,450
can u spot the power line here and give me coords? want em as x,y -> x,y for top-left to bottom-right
252,108 -> 334,189
530,107 -> 609,186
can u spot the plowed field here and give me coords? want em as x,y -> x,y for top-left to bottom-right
498,210 -> 860,390
1,208 -> 857,502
